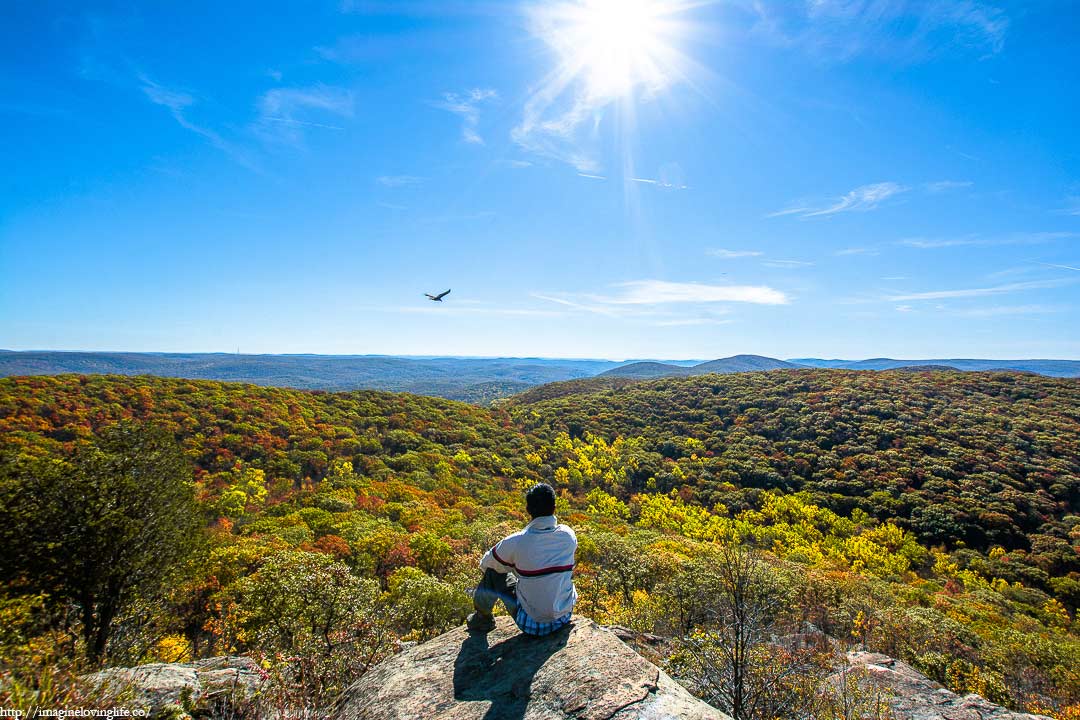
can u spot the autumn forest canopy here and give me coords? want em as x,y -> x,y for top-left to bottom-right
0,370 -> 1077,717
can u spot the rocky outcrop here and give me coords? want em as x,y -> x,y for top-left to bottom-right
80,634 -> 1051,720
845,652 -> 1053,720
330,616 -> 730,720
84,655 -> 265,715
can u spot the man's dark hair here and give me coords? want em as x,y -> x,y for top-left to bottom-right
526,482 -> 557,518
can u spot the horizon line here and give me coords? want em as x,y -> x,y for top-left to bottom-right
2,349 -> 1079,363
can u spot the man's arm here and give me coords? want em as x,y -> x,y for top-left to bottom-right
480,534 -> 516,573
561,523 -> 578,548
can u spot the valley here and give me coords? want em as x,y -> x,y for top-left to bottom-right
0,369 -> 1077,717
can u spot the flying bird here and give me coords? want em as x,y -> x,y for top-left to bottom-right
425,289 -> 451,302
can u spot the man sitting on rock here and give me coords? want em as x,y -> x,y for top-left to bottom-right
467,482 -> 577,636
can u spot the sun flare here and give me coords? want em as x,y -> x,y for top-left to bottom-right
517,0 -> 700,175
539,0 -> 687,101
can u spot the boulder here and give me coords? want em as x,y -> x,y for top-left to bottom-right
845,651 -> 1053,720
84,655 -> 266,715
331,616 -> 730,720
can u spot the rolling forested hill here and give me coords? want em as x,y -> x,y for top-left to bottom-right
0,371 -> 1077,717
792,358 -> 1080,376
507,370 -> 1080,565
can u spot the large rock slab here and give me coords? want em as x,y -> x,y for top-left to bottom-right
846,652 -> 1052,720
331,616 -> 729,720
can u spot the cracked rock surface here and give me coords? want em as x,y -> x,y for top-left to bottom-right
845,652 -> 1053,720
330,616 -> 729,720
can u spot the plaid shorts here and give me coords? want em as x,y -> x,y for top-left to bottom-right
514,607 -> 572,636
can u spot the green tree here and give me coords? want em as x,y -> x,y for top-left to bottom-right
385,566 -> 470,640
672,547 -> 818,720
655,554 -> 726,635
409,532 -> 453,576
235,550 -> 388,708
0,422 -> 202,664
584,532 -> 661,605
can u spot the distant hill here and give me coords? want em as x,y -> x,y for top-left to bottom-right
601,361 -> 692,378
891,364 -> 964,373
3,351 -> 1077,405
692,355 -> 802,373
502,376 -> 641,405
0,351 -> 619,402
790,358 -> 1080,377
601,354 -> 802,378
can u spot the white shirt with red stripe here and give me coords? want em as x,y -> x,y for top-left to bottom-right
480,515 -> 578,623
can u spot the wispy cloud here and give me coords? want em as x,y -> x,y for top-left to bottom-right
708,249 -> 764,259
137,74 -> 271,171
605,280 -> 788,305
887,278 -> 1072,302
897,301 -> 1067,317
835,247 -> 878,256
376,175 -> 423,187
436,88 -> 497,145
770,182 -> 908,218
262,117 -> 346,131
899,235 -> 978,249
899,231 -> 1076,249
924,180 -> 973,193
138,74 -> 241,158
749,0 -> 1009,61
773,178 -> 978,220
133,72 -> 346,164
1034,261 -> 1080,272
531,293 -> 620,317
1059,195 -> 1080,216
139,75 -> 193,115
532,281 -> 784,328
762,259 -> 814,268
536,280 -> 789,316
984,265 -> 1043,280
652,317 -> 734,327
631,176 -> 689,190
576,172 -> 689,189
932,1 -> 1009,52
954,304 -> 1065,317
255,85 -> 354,145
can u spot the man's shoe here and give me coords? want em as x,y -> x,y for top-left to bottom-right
466,611 -> 496,633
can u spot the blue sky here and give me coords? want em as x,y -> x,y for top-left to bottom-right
2,0 -> 1079,360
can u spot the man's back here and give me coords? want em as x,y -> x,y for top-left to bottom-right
481,515 -> 577,622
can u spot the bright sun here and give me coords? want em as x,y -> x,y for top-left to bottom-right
540,0 -> 687,101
